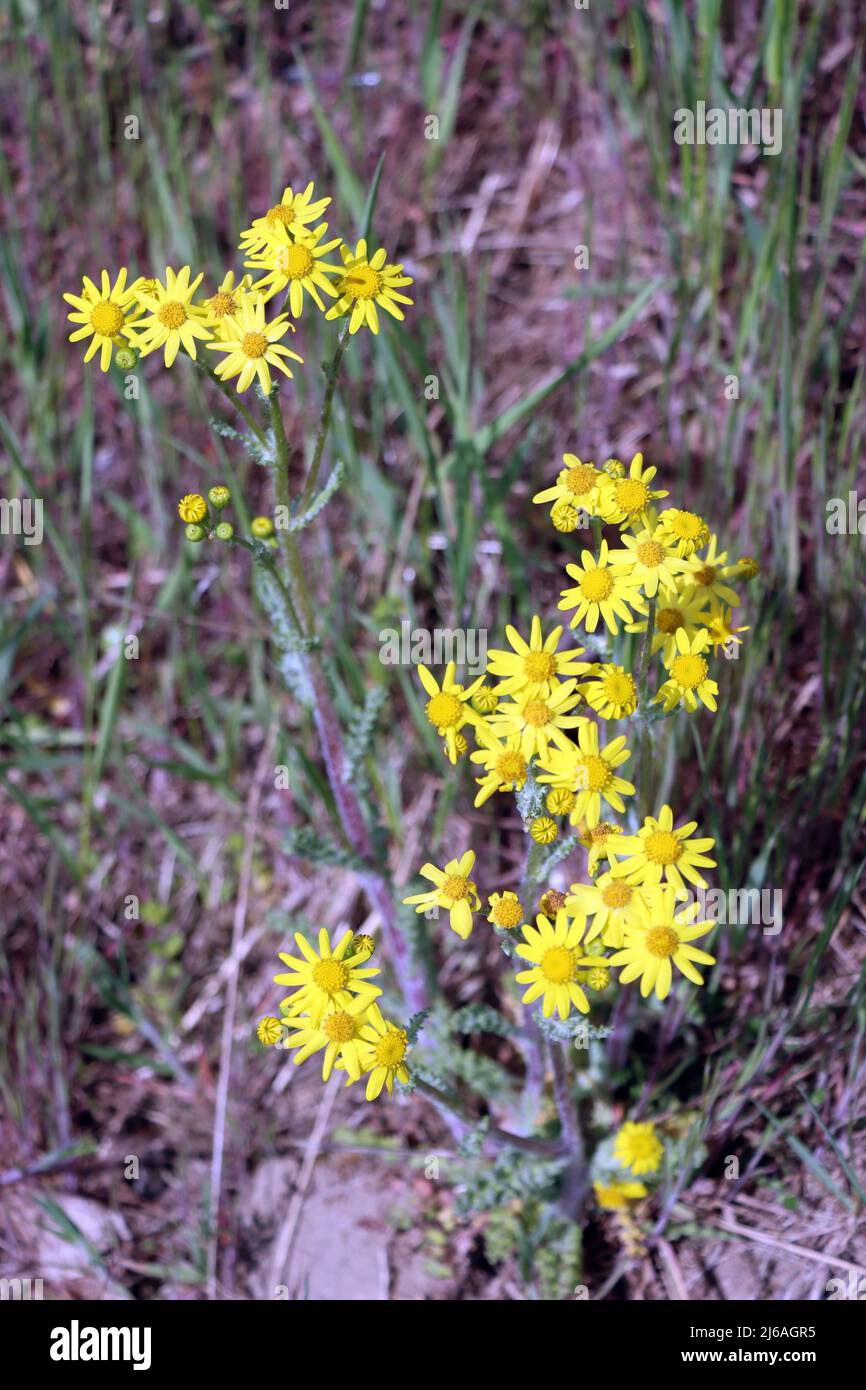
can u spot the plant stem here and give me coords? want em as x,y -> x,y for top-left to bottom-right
636,595 -> 657,820
205,366 -> 268,444
266,374 -> 426,1013
300,325 -> 350,509
413,1078 -> 562,1155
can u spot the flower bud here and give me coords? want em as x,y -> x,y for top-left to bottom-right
251,515 -> 275,539
257,1016 -> 283,1045
185,523 -> 207,542
530,816 -> 558,845
115,346 -> 137,370
208,485 -> 232,510
214,521 -> 234,541
178,493 -> 207,524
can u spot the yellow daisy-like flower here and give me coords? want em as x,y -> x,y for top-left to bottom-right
594,1179 -> 648,1210
178,493 -> 207,524
656,507 -> 710,557
207,295 -> 303,394
514,910 -> 607,1019
487,891 -> 525,931
613,803 -> 716,891
238,181 -> 333,256
469,724 -> 529,807
614,1121 -> 664,1176
135,266 -> 213,367
608,885 -> 715,999
599,453 -> 668,530
402,850 -> 480,939
565,873 -> 645,948
355,1012 -> 411,1100
247,221 -> 342,314
200,270 -> 256,341
655,627 -> 719,713
680,534 -> 741,607
579,664 -> 637,720
537,722 -> 634,830
63,268 -> 142,372
417,662 -> 484,764
486,616 -> 592,699
273,927 -> 382,1023
580,820 -> 627,872
532,455 -> 614,517
325,238 -> 414,334
530,816 -> 558,845
706,605 -> 750,652
610,528 -> 689,598
256,1016 -> 283,1045
558,541 -> 643,635
626,588 -> 713,664
489,680 -> 587,761
282,998 -> 383,1082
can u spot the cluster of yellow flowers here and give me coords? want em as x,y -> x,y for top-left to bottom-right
402,451 -> 758,1016
594,1120 -> 665,1210
63,181 -> 414,388
256,929 -> 411,1101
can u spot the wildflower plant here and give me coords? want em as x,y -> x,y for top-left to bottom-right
66,166 -> 754,1281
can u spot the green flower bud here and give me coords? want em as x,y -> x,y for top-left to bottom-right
214,521 -> 234,541
115,346 -> 137,370
185,523 -> 207,543
251,515 -> 275,539
208,485 -> 232,511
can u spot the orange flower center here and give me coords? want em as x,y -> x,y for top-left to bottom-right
90,301 -> 125,336
158,300 -> 187,329
645,926 -> 679,958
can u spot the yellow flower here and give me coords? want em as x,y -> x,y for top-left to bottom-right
207,295 -> 303,393
402,850 -> 480,939
566,873 -> 644,948
239,181 -> 333,256
583,965 -> 610,990
600,452 -> 668,530
355,1012 -> 411,1099
537,722 -> 634,830
487,891 -> 525,930
418,662 -> 484,764
135,266 -> 213,367
551,502 -> 582,532
626,588 -> 713,664
610,527 -> 688,598
594,1179 -> 647,1210
352,933 -> 376,957
471,683 -> 500,715
530,816 -> 558,845
178,493 -> 207,524
655,627 -> 719,713
273,928 -> 382,1023
469,724 -> 529,807
486,616 -> 592,699
282,998 -> 383,1082
200,270 -> 256,341
706,605 -> 750,652
247,221 -> 342,314
614,1121 -> 664,1176
558,541 -> 643,635
257,1016 -> 283,1045
63,268 -> 142,372
580,664 -> 637,720
325,238 -> 414,334
608,885 -> 715,999
445,731 -> 469,760
613,803 -> 716,891
580,820 -> 627,872
251,515 -> 275,538
514,910 -> 607,1019
532,455 -> 614,516
546,787 -> 576,816
656,507 -> 710,557
489,680 -> 587,761
680,535 -> 741,607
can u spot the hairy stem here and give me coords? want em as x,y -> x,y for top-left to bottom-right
413,1077 -> 563,1155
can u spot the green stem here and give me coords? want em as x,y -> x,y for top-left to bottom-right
636,596 -> 657,820
300,325 -> 350,509
413,1078 -> 562,1155
205,367 -> 267,444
